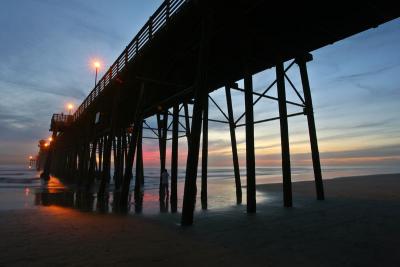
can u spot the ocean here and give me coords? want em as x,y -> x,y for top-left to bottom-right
1,164 -> 399,213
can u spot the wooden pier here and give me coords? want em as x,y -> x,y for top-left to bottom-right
40,0 -> 399,225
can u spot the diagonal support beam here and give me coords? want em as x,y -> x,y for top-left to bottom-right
234,60 -> 297,125
225,86 -> 242,204
181,9 -> 211,226
284,73 -> 306,105
208,95 -> 229,122
120,83 -> 145,208
296,54 -> 325,200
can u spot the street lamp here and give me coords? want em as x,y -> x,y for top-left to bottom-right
67,104 -> 74,115
94,61 -> 101,87
29,156 -> 33,169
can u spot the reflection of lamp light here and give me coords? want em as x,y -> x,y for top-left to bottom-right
93,61 -> 101,86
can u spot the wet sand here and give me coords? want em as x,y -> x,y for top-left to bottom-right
0,173 -> 399,266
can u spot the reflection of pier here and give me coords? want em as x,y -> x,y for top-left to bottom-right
40,1 -> 399,225
35,190 -> 146,214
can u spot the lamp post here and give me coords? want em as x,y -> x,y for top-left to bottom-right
94,61 -> 100,87
67,104 -> 74,115
29,156 -> 33,169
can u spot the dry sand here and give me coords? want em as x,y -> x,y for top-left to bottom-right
0,173 -> 399,266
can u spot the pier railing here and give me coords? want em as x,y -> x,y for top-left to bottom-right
73,0 -> 187,121
50,114 -> 73,131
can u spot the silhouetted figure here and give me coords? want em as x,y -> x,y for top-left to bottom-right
161,169 -> 169,201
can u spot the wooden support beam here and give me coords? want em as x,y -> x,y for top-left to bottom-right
122,132 -> 129,169
120,127 -> 139,209
201,96 -> 208,210
157,110 -> 169,200
119,83 -> 145,208
143,125 -> 185,134
134,121 -> 144,205
40,131 -> 57,181
112,136 -> 118,188
170,104 -> 179,212
183,103 -> 191,143
100,87 -> 122,196
98,137 -> 103,175
82,130 -> 92,186
244,74 -> 256,213
86,139 -> 98,190
225,86 -> 242,204
296,55 -> 325,200
181,95 -> 205,225
171,113 -> 228,125
115,131 -> 124,190
99,134 -> 112,196
119,132 -> 125,183
70,146 -> 78,181
112,136 -> 117,176
78,142 -> 90,186
276,62 -> 293,207
181,10 -> 211,226
157,113 -> 163,198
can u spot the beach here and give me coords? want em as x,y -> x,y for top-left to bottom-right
0,0 -> 399,266
0,171 -> 399,266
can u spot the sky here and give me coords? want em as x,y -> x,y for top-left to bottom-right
0,1 -> 399,170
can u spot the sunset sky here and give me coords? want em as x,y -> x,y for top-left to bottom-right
0,0 -> 399,170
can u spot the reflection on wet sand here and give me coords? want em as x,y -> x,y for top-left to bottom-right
34,174 -> 269,215
159,190 -> 169,213
34,176 -> 152,214
34,190 -> 148,214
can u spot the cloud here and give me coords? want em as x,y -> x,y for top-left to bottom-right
354,83 -> 400,98
334,63 -> 400,82
0,79 -> 86,100
320,144 -> 400,159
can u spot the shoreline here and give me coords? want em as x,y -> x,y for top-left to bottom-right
1,173 -> 399,266
257,173 -> 400,200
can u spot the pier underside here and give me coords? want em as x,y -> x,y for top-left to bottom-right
41,0 -> 399,224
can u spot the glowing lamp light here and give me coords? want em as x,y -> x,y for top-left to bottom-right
48,137 -> 53,142
92,60 -> 101,86
94,61 -> 101,69
44,143 -> 49,147
29,156 -> 33,160
67,103 -> 74,115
